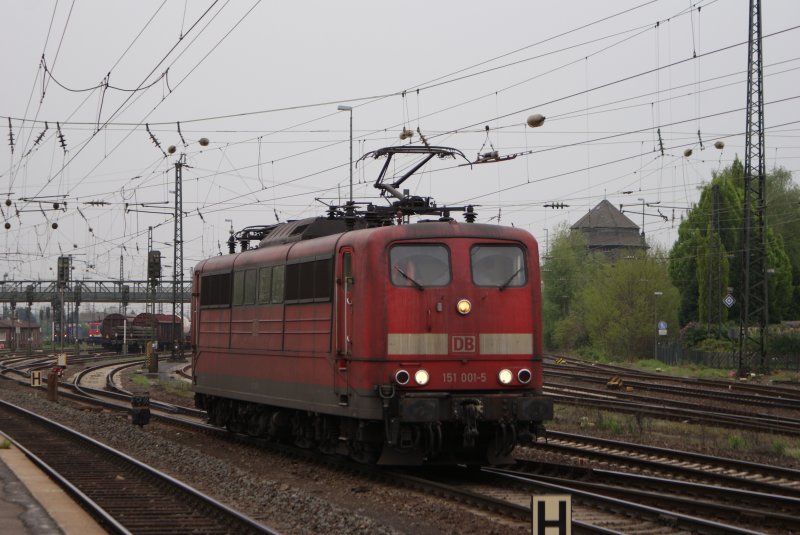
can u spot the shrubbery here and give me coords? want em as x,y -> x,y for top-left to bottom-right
679,321 -> 738,350
768,331 -> 800,356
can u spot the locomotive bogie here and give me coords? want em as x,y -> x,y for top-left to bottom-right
196,390 -> 547,465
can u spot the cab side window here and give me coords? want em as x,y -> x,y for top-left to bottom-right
199,273 -> 232,307
233,269 -> 257,306
258,267 -> 273,304
285,257 -> 332,303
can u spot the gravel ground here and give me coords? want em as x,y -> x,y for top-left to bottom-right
0,377 -> 529,535
3,359 -> 797,534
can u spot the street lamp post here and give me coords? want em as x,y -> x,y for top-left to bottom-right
336,105 -> 353,205
653,291 -> 663,360
637,197 -> 646,238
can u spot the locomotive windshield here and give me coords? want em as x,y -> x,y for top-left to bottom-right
470,245 -> 526,288
390,245 -> 451,288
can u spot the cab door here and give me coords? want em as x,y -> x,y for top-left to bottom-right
334,248 -> 354,401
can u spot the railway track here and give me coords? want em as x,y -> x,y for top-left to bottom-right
72,360 -> 206,418
545,367 -> 800,410
3,352 -> 797,533
375,463 -> 770,534
544,356 -> 800,401
548,392 -> 800,436
0,361 -> 761,533
477,466 -> 780,534
0,352 -> 204,418
530,431 -> 800,493
0,399 -> 279,535
503,457 -> 799,532
0,349 -> 124,379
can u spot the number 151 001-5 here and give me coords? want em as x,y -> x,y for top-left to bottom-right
442,372 -> 487,383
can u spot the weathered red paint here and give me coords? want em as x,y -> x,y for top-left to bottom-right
192,220 -> 551,461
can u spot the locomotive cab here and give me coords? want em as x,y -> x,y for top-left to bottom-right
353,226 -> 552,464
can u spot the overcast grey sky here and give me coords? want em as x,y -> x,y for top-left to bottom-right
1,0 -> 798,284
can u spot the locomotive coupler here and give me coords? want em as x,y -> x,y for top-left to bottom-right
377,384 -> 396,445
377,384 -> 395,400
461,400 -> 483,448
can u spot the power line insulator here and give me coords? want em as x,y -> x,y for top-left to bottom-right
463,205 -> 477,223
526,114 -> 546,128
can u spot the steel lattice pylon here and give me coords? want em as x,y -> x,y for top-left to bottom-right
146,227 -> 156,316
738,0 -> 768,372
172,156 -> 185,360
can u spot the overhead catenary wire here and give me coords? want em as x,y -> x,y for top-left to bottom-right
4,2 -> 799,280
33,47 -> 800,220
2,0 -> 713,132
14,87 -> 798,276
13,0 -> 226,210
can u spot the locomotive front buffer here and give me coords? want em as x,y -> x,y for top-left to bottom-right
377,383 -> 553,465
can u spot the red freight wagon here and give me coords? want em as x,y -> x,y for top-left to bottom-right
131,313 -> 184,351
101,313 -> 135,350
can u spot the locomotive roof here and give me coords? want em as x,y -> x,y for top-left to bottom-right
194,219 -> 539,276
346,220 -> 537,243
256,217 -> 368,248
256,218 -> 536,246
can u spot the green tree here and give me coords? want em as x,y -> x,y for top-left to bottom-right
578,251 -> 679,359
696,225 -> 730,329
542,223 -> 680,359
668,228 -> 702,324
541,223 -> 597,349
668,159 -> 795,324
765,167 -> 800,318
765,229 -> 793,321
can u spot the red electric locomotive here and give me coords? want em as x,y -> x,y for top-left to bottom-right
86,321 -> 102,344
192,146 -> 553,464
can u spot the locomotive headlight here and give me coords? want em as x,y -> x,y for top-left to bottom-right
498,368 -> 513,385
394,369 -> 410,385
456,299 -> 472,315
517,368 -> 532,384
414,369 -> 430,385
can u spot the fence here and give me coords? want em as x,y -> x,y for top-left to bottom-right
655,342 -> 799,371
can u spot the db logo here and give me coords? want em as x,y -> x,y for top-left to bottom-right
452,335 -> 477,353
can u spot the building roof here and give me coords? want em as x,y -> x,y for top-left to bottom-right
0,319 -> 40,329
571,199 -> 639,230
570,199 -> 646,250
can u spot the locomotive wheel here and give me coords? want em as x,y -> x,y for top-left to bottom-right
347,440 -> 380,464
485,430 -> 517,466
292,413 -> 317,449
316,417 -> 341,456
248,411 -> 271,437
